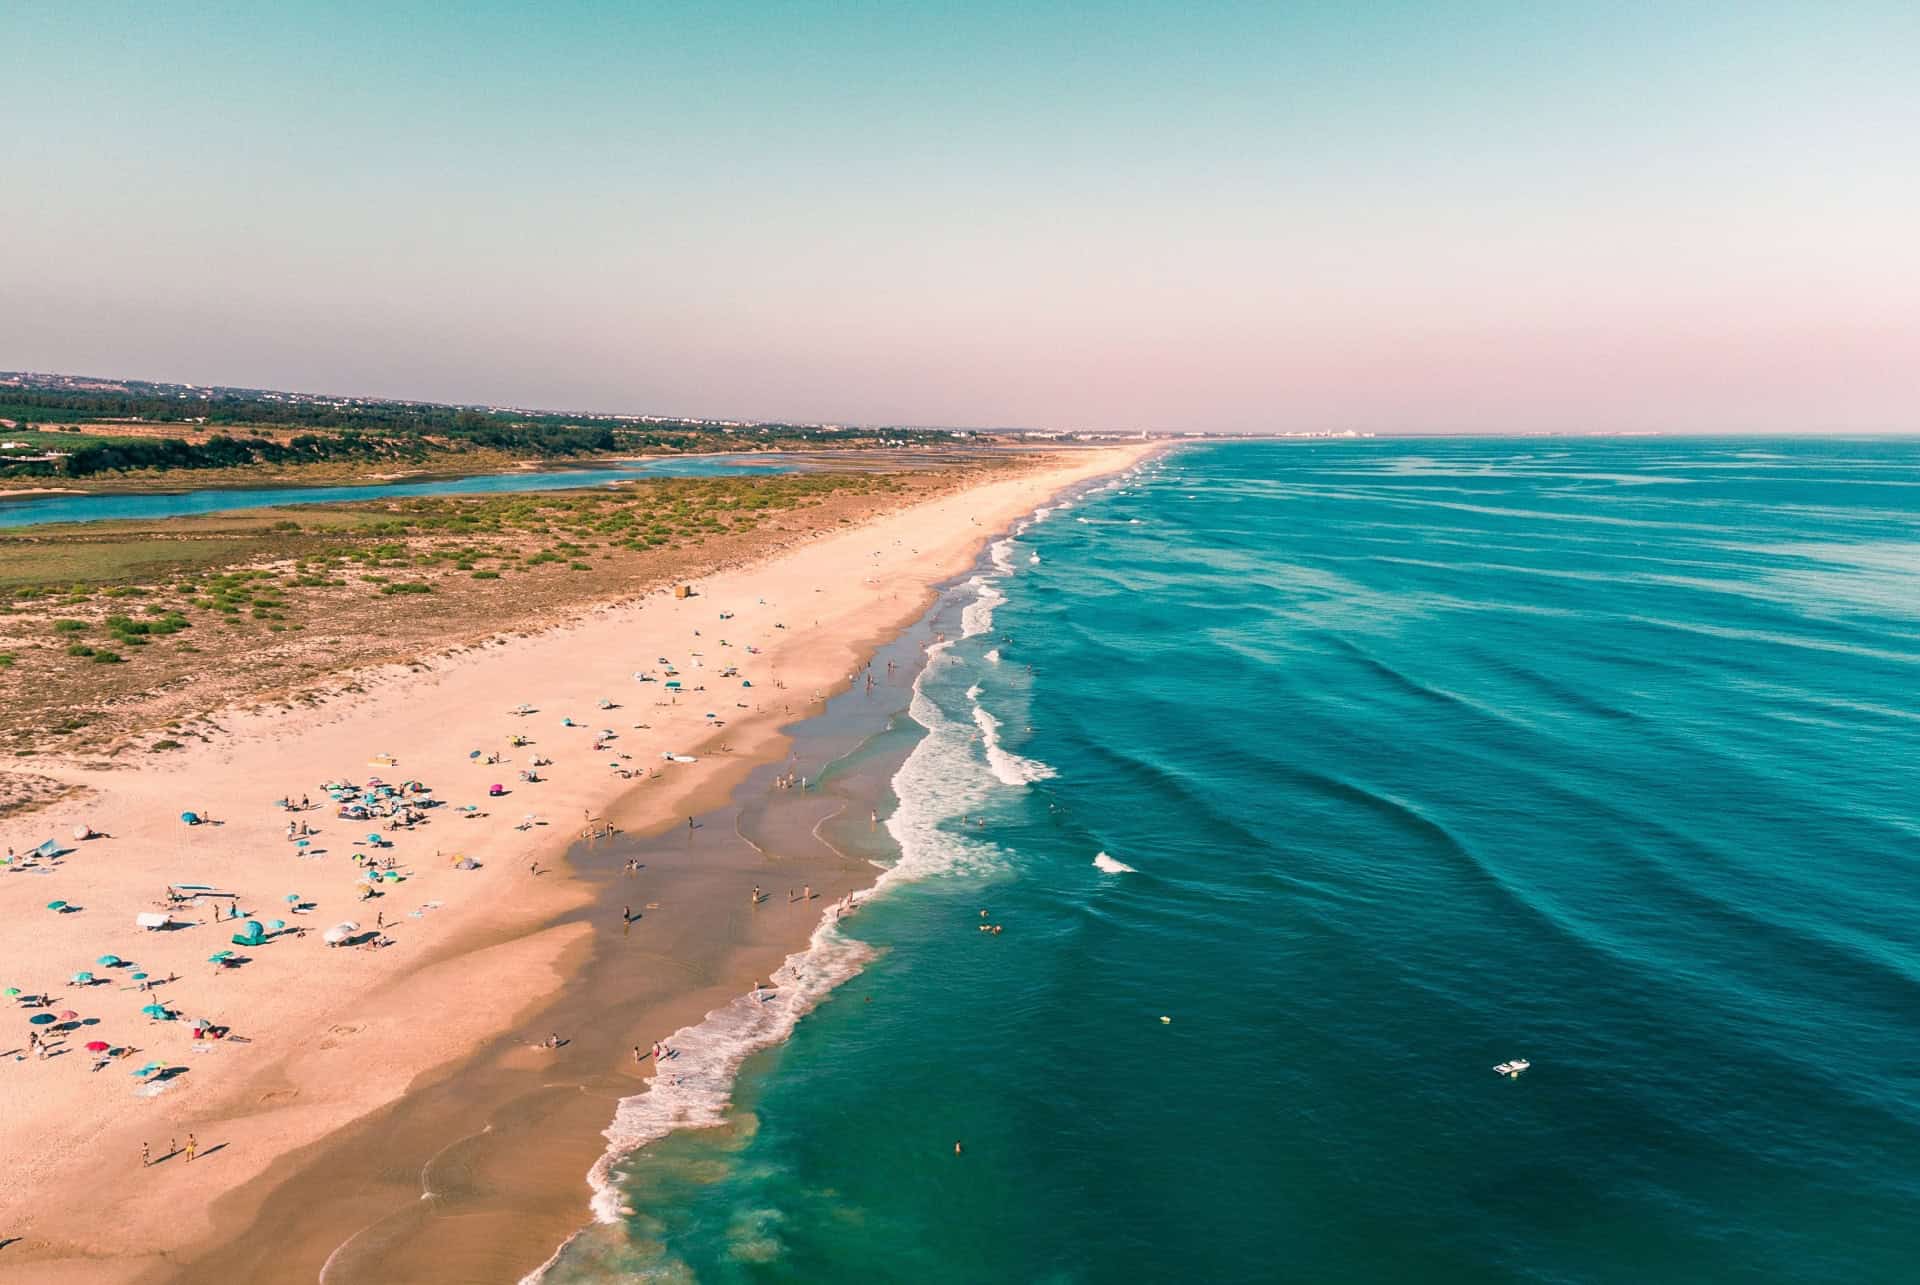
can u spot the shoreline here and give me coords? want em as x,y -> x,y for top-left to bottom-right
0,443 -> 1150,1283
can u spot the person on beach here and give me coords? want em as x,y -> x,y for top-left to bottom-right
803,885 -> 812,902
185,1134 -> 196,1164
141,1141 -> 150,1167
633,1045 -> 643,1065
751,885 -> 760,906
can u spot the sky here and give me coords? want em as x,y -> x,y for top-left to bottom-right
4,1 -> 1915,434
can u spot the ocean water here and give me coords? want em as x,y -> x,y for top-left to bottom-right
544,438 -> 1920,1283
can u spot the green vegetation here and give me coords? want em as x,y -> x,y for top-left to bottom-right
2,379 -> 961,482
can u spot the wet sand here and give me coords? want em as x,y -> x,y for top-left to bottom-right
169,591 -> 942,1283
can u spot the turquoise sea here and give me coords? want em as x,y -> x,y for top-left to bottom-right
545,438 -> 1920,1283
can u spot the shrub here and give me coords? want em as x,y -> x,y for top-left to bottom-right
51,619 -> 87,633
90,650 -> 123,663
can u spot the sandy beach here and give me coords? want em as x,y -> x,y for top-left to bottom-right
0,444 -> 1147,1283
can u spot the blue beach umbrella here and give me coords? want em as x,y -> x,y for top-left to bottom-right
131,1061 -> 163,1077
97,954 -> 122,966
208,951 -> 233,963
46,900 -> 68,912
71,971 -> 95,985
29,1013 -> 56,1025
140,1004 -> 170,1020
129,972 -> 148,981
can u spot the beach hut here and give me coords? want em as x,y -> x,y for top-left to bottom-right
674,583 -> 693,599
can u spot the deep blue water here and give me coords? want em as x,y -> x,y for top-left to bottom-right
549,438 -> 1920,1283
0,454 -> 788,528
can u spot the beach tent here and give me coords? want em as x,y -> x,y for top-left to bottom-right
36,838 -> 62,857
231,921 -> 266,947
46,900 -> 69,912
180,812 -> 201,825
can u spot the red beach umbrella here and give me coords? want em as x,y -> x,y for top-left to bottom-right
85,1040 -> 110,1052
58,1009 -> 78,1021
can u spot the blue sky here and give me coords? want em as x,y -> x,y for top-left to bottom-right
4,2 -> 1915,432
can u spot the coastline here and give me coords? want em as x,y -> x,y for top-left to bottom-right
0,443 -> 1150,1283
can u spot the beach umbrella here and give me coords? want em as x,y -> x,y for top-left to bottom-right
129,973 -> 148,981
73,824 -> 93,840
57,1009 -> 77,1021
269,919 -> 286,931
3,987 -> 18,997
132,1061 -> 162,1077
208,951 -> 233,963
71,971 -> 94,985
97,954 -> 122,966
140,1004 -> 170,1020
28,1013 -> 55,1025
286,893 -> 301,903
46,900 -> 68,911
84,1040 -> 110,1053
180,812 -> 199,825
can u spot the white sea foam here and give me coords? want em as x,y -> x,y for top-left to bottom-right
960,574 -> 1004,639
1093,851 -> 1136,874
989,538 -> 1017,574
985,648 -> 1001,664
581,906 -> 875,1227
971,703 -> 1056,785
965,683 -> 982,700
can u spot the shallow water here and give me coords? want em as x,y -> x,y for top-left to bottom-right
0,454 -> 788,528
544,438 -> 1920,1283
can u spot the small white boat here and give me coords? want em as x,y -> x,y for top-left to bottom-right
1493,1059 -> 1530,1078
